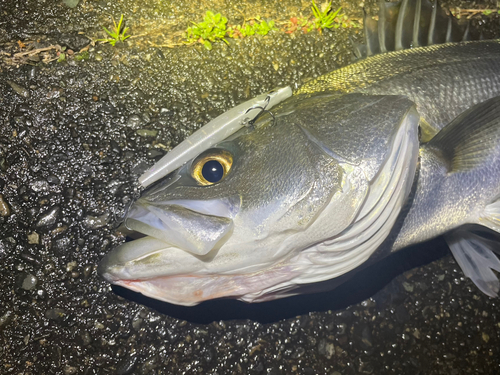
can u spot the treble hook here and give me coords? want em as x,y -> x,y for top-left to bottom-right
244,94 -> 277,127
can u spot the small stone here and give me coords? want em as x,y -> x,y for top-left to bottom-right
27,232 -> 40,244
31,179 -> 50,192
66,261 -> 77,272
136,129 -> 158,137
146,149 -> 164,159
0,311 -> 13,329
47,175 -> 60,185
81,331 -> 92,346
116,355 -> 137,375
45,308 -> 66,320
110,139 -> 122,155
35,206 -> 61,229
126,115 -> 143,129
318,339 -> 335,359
402,281 -> 414,292
0,157 -> 8,171
83,265 -> 93,278
0,194 -> 11,217
63,365 -> 78,375
22,274 -> 38,290
7,80 -> 30,98
84,213 -> 110,229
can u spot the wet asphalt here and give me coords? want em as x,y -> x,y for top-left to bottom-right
1,0 -> 500,374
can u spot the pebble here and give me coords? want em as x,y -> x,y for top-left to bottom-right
0,194 -> 11,217
0,311 -> 12,329
146,149 -> 164,159
317,338 -> 335,359
63,365 -> 78,375
47,174 -> 60,185
35,206 -> 61,229
80,331 -> 92,346
116,355 -> 137,375
136,129 -> 158,137
45,308 -> 66,320
7,80 -> 30,98
126,115 -> 144,129
62,0 -> 79,8
83,265 -> 93,278
84,213 -> 110,229
27,232 -> 40,245
22,274 -> 38,290
110,139 -> 122,155
31,179 -> 50,192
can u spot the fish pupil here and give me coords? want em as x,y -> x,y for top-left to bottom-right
202,160 -> 224,183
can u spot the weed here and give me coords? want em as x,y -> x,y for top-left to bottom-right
75,51 -> 90,61
252,18 -> 277,35
228,18 -> 277,38
311,1 -> 342,32
97,15 -> 131,46
185,11 -> 229,50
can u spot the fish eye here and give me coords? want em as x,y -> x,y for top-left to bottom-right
191,150 -> 233,186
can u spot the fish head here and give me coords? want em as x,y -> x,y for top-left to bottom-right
98,93 -> 419,305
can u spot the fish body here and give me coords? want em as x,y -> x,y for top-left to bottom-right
98,0 -> 500,305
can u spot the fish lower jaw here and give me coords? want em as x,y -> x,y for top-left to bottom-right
111,262 -> 302,306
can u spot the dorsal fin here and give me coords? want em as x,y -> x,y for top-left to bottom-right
358,0 -> 475,59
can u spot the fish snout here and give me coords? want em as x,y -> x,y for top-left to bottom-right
123,198 -> 238,256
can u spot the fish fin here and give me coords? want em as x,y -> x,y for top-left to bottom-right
445,228 -> 500,297
358,0 -> 474,58
425,96 -> 500,172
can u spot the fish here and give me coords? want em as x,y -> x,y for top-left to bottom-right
98,0 -> 500,306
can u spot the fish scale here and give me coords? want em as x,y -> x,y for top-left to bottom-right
297,41 -> 500,137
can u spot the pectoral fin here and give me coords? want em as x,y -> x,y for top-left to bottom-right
426,96 -> 500,172
446,229 -> 500,297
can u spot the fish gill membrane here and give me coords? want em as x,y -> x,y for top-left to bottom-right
99,0 -> 500,306
98,94 -> 420,305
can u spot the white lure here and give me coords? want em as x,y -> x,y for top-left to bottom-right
139,86 -> 293,187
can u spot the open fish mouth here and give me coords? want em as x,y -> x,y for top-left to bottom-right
124,200 -> 235,256
97,233 -> 303,306
97,198 -> 240,285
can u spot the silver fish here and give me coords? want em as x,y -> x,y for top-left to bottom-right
99,0 -> 500,305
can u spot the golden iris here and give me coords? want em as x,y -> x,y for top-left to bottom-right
191,150 -> 233,185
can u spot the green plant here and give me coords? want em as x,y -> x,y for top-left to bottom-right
186,11 -> 229,50
311,1 -> 342,31
228,24 -> 253,38
97,14 -> 131,46
228,18 -> 277,38
252,18 -> 277,35
75,51 -> 90,61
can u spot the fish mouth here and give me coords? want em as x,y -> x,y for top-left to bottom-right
97,234 -> 302,306
98,197 -> 240,285
124,201 -> 234,257
97,194 -> 306,305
